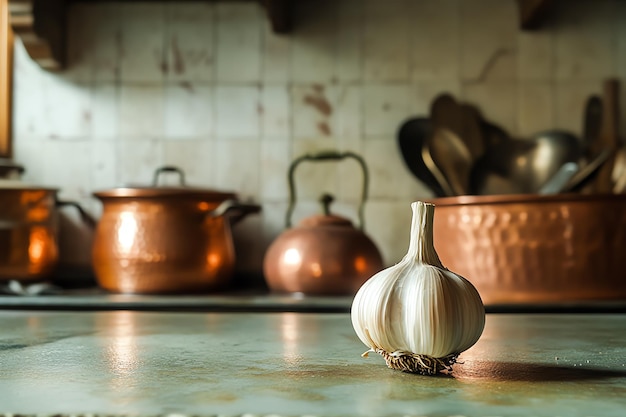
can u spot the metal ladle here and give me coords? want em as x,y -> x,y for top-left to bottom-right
423,127 -> 473,196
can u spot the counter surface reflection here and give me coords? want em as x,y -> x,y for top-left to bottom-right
0,311 -> 624,416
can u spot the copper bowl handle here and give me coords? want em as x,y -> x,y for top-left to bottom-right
285,150 -> 369,229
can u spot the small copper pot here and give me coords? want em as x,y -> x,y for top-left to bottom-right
0,162 -> 92,282
431,193 -> 626,305
263,151 -> 384,295
92,166 -> 260,294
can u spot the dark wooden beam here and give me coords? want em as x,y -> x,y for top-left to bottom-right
516,0 -> 555,30
9,0 -> 66,70
259,0 -> 292,34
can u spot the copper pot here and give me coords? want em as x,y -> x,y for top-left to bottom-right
431,193 -> 626,305
0,163 -> 92,282
92,166 -> 260,294
263,151 -> 384,295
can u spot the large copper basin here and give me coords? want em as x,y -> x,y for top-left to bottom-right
431,193 -> 626,305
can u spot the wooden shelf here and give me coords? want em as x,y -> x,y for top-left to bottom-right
1,0 -> 12,158
516,0 -> 555,31
8,0 -> 292,72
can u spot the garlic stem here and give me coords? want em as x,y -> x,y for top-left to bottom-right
404,202 -> 443,268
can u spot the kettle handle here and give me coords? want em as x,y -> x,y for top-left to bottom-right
286,150 -> 369,230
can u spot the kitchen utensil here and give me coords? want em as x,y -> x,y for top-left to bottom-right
430,193 -> 626,305
0,165 -> 92,282
430,94 -> 484,160
422,132 -> 455,197
426,127 -> 473,196
582,95 -> 603,152
590,79 -> 620,193
92,166 -> 260,294
396,117 -> 447,197
471,130 -> 582,195
537,161 -> 579,195
613,162 -> 626,193
481,120 -> 510,148
562,148 -> 612,193
263,151 -> 384,295
459,104 -> 486,160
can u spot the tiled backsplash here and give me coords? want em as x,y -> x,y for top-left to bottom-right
11,0 -> 626,279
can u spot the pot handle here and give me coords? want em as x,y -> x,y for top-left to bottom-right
286,150 -> 369,230
0,161 -> 26,178
207,199 -> 261,226
56,200 -> 97,229
153,165 -> 186,186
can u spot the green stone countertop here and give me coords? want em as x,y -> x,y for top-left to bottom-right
0,311 -> 625,417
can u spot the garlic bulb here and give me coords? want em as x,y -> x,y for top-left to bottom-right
351,201 -> 485,375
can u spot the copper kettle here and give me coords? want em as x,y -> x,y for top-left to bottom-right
263,151 -> 384,295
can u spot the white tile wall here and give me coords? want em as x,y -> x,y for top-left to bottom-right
10,0 -> 626,279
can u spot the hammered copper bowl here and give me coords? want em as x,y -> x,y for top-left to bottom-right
431,193 -> 626,305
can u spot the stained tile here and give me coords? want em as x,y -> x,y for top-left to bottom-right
363,201 -> 415,267
363,0 -> 410,81
213,139 -> 261,198
119,84 -> 164,138
91,140 -> 117,190
408,0 -> 459,80
215,2 -> 262,82
162,140 -> 215,186
363,84 -> 411,138
260,139 -> 291,201
291,1 -> 338,83
292,84 -> 337,139
334,85 -> 362,140
164,83 -> 213,138
336,0 -> 363,82
41,139 -> 92,201
260,86 -> 290,139
91,83 -> 118,140
119,3 -> 165,82
165,3 -> 214,82
460,0 -> 518,81
261,24 -> 291,83
215,85 -> 261,138
11,136 -> 46,183
116,139 -> 163,185
363,138 -> 430,200
43,77 -> 92,139
518,28 -> 554,81
518,82 -> 555,137
554,0 -> 615,80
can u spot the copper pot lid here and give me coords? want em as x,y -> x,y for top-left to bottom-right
0,161 -> 57,192
93,166 -> 236,201
0,179 -> 58,192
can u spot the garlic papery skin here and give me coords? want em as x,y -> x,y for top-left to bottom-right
350,201 -> 485,375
